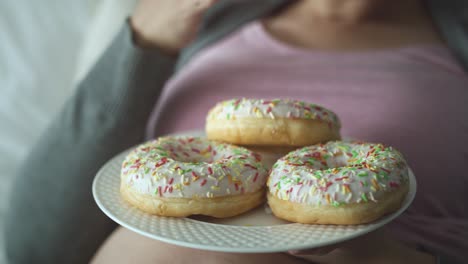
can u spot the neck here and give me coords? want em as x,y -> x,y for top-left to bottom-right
287,0 -> 423,23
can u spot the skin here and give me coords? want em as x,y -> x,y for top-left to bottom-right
91,227 -> 309,264
130,0 -> 218,54
93,0 -> 441,263
262,0 -> 442,52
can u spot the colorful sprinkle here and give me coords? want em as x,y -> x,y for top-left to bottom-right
200,179 -> 207,187
122,136 -> 268,200
208,98 -> 341,128
268,141 -> 408,205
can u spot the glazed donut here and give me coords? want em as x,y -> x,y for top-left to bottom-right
267,141 -> 409,225
120,136 -> 268,218
206,98 -> 341,147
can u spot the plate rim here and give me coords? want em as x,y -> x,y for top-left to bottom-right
92,145 -> 417,253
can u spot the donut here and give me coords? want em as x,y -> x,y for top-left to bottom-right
267,141 -> 409,225
206,98 -> 341,147
120,136 -> 269,218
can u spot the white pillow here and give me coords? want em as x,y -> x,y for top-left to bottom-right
0,0 -> 87,202
0,0 -> 130,261
74,0 -> 136,83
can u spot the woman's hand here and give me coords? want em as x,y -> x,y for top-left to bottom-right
130,0 -> 218,54
288,229 -> 436,264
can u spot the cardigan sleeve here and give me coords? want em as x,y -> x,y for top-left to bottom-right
4,22 -> 176,264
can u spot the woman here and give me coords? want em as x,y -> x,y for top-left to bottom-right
5,0 -> 467,263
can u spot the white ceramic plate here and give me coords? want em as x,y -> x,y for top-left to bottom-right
92,141 -> 416,253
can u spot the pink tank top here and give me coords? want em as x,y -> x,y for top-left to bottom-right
147,21 -> 468,259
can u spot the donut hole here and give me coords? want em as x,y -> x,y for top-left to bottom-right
168,150 -> 239,164
301,152 -> 349,169
171,155 -> 213,164
326,155 -> 348,168
163,142 -> 234,164
210,151 -> 244,164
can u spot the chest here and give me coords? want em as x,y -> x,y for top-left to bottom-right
160,40 -> 468,138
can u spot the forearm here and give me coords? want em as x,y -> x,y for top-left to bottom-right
4,22 -> 175,264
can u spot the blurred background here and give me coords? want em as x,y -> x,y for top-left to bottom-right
0,0 -> 135,261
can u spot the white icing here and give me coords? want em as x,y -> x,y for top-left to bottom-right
121,136 -> 269,198
268,141 -> 409,206
207,98 -> 341,128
